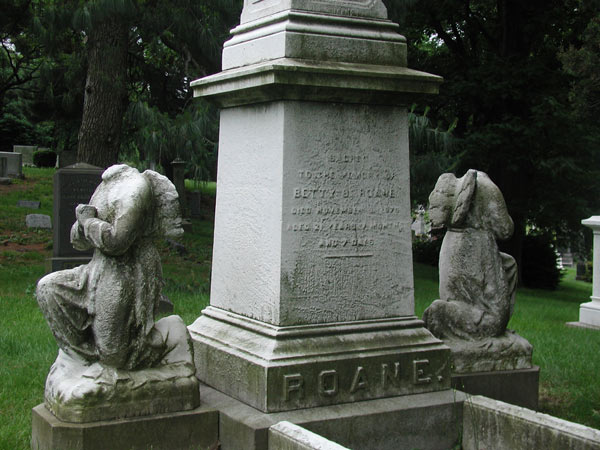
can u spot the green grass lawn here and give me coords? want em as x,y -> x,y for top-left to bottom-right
1,168 -> 599,449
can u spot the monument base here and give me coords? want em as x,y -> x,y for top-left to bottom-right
31,404 -> 218,450
200,383 -> 465,450
576,300 -> 600,328
451,366 -> 540,410
189,307 -> 451,413
566,321 -> 600,330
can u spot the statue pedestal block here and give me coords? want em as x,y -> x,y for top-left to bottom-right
31,404 -> 218,450
199,383 -> 466,450
451,366 -> 540,410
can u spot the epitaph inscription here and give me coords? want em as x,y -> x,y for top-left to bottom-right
280,103 -> 412,323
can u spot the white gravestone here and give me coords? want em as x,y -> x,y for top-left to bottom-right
576,216 -> 600,328
189,0 -> 451,415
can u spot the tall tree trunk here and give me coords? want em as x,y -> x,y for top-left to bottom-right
77,20 -> 128,168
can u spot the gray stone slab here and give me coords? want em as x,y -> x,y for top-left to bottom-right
269,421 -> 350,450
0,177 -> 12,185
31,404 -> 219,450
452,366 -> 539,410
462,395 -> 600,450
566,321 -> 600,330
13,145 -> 37,165
17,200 -> 41,209
200,383 -> 465,450
26,214 -> 52,229
52,163 -> 103,259
0,151 -> 22,177
240,0 -> 388,24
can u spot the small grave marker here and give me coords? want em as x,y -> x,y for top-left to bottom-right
26,214 -> 51,229
17,200 -> 41,209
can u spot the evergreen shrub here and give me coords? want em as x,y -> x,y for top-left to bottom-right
521,234 -> 564,290
412,237 -> 443,266
33,149 -> 57,168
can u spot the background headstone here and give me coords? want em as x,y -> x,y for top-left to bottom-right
50,163 -> 103,272
13,145 -> 38,166
57,150 -> 77,169
26,214 -> 51,229
0,151 -> 22,178
18,200 -> 41,209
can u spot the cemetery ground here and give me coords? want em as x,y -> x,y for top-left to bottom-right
0,168 -> 599,449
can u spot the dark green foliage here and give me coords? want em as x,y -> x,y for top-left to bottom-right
385,0 -> 600,270
33,149 -> 56,167
521,234 -> 564,290
412,237 -> 442,267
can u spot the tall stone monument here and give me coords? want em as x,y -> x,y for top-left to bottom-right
190,2 -> 460,448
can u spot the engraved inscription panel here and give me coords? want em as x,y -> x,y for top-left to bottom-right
267,352 -> 449,411
280,102 -> 413,324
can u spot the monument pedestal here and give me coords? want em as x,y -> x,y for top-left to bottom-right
191,308 -> 450,413
452,366 -> 540,410
199,383 -> 465,450
31,404 -> 218,450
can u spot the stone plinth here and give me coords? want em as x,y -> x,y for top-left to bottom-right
190,0 -> 449,414
50,164 -> 102,272
31,404 -> 218,450
452,366 -> 540,410
201,383 -> 465,450
572,216 -> 600,329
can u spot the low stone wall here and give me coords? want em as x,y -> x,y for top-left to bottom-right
463,395 -> 600,450
268,421 -> 349,450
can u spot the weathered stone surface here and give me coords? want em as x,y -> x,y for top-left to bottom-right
192,59 -> 442,108
36,164 -> 198,423
31,403 -> 218,450
240,0 -> 388,24
17,200 -> 41,209
269,421 -> 349,450
202,383 -> 466,450
191,309 -> 450,412
462,395 -> 600,450
0,151 -> 22,177
452,366 -> 539,410
448,331 -> 533,374
423,170 -> 533,373
224,11 -> 406,70
0,176 -> 12,185
26,214 -> 52,229
13,145 -> 37,166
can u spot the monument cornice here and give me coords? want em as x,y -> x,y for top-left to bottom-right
192,57 -> 443,107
